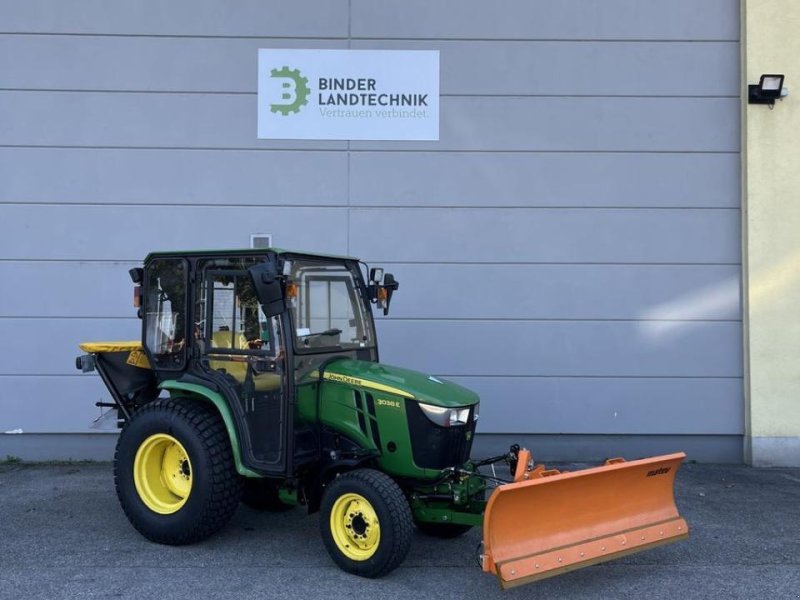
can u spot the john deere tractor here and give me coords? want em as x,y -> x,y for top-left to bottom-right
77,249 -> 688,588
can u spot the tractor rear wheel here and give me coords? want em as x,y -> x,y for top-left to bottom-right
416,522 -> 473,538
320,469 -> 413,578
114,398 -> 242,545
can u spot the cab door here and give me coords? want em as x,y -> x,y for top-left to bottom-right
197,266 -> 287,472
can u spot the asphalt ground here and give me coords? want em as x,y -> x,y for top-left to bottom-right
0,462 -> 798,600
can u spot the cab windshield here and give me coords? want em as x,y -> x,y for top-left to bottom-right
286,259 -> 375,354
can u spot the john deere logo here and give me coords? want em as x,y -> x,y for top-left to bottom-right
270,66 -> 310,116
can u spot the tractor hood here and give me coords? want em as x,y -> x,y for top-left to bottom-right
322,360 -> 479,408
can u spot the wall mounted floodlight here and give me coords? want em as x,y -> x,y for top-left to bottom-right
748,74 -> 788,106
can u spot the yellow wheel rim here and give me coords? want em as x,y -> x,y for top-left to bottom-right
133,433 -> 192,514
329,493 -> 381,561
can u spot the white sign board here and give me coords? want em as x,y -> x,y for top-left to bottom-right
257,49 -> 439,141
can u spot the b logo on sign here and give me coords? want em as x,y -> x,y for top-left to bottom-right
269,67 -> 310,116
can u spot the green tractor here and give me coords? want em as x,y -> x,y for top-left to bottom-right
77,249 -> 688,588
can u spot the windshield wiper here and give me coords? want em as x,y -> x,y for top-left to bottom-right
298,328 -> 342,338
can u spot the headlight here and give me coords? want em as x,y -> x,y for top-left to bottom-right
418,402 -> 471,427
473,402 -> 479,421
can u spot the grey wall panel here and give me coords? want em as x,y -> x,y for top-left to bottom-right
0,262 -> 741,322
472,434 -> 742,464
0,0 -> 742,456
0,36 -> 347,93
374,264 -> 741,320
350,208 -> 741,264
0,148 -> 348,205
350,152 -> 740,208
0,318 -> 742,378
0,91 -> 346,150
0,261 -> 137,318
0,375 -> 742,435
0,0 -> 349,37
351,0 -> 739,41
351,97 -> 739,152
0,262 -> 741,321
0,93 -> 738,152
351,40 -> 739,96
375,320 -> 742,377
1,35 -> 738,97
0,205 -> 349,260
3,0 -> 736,41
0,376 -> 110,432
0,433 -> 742,463
445,376 -> 743,435
0,319 -> 139,376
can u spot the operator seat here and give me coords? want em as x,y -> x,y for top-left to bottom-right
207,330 -> 282,392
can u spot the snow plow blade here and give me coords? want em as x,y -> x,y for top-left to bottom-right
481,452 -> 688,589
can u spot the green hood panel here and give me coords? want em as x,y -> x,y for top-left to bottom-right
324,360 -> 479,408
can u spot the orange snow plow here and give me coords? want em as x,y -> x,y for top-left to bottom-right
481,451 -> 688,589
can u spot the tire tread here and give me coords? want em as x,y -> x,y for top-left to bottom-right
114,398 -> 241,545
321,468 -> 413,578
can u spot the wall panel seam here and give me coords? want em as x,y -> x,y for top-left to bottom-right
0,145 -> 742,155
0,202 -> 744,210
0,88 -> 741,100
0,32 -> 739,43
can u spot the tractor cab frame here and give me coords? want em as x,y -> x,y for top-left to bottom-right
103,249 -> 396,479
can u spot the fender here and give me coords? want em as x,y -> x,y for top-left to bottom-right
159,379 -> 262,478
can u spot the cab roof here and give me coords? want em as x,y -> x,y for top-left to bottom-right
144,248 -> 359,262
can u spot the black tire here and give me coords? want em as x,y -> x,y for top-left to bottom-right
114,398 -> 242,545
416,522 -> 473,538
320,469 -> 413,578
241,478 -> 294,511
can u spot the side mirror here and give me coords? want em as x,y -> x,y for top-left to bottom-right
379,273 -> 399,316
248,262 -> 285,318
129,267 -> 144,315
129,268 -> 144,284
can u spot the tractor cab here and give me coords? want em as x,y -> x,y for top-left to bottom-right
98,249 -> 397,476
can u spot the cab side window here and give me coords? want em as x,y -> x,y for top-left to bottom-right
143,258 -> 187,369
207,273 -> 264,352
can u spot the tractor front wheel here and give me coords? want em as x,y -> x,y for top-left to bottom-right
320,469 -> 413,578
114,399 -> 242,545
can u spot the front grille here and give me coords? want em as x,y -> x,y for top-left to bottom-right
353,390 -> 368,435
405,400 -> 476,470
365,393 -> 383,450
